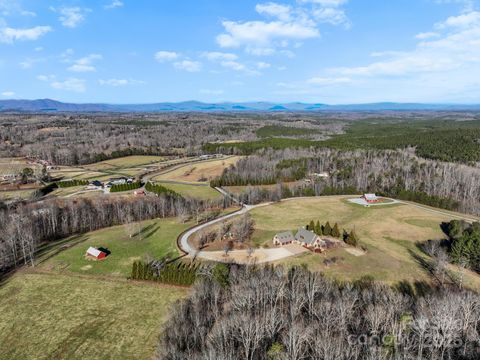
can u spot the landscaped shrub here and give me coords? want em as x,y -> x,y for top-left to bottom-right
110,182 -> 142,192
130,260 -> 201,286
145,182 -> 180,197
57,179 -> 89,188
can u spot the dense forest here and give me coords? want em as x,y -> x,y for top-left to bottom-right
211,148 -> 480,215
206,119 -> 480,165
0,112 -> 342,165
159,265 -> 480,360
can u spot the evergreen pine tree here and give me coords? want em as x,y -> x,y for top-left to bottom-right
349,230 -> 358,247
308,220 -> 315,231
315,220 -> 322,235
324,222 -> 332,236
332,223 -> 341,238
131,261 -> 138,279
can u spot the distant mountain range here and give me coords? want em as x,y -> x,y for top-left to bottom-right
1,99 -> 480,112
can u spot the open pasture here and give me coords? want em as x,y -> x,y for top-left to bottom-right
151,156 -> 241,183
0,272 -> 187,360
39,218 -> 192,277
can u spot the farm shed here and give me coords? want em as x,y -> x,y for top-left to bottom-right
85,247 -> 107,260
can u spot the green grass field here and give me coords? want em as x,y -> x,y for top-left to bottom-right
0,272 -> 187,360
248,196 -> 480,287
155,182 -> 223,201
84,156 -> 165,171
40,218 -> 192,277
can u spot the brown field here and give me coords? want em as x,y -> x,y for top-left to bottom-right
152,156 -> 241,183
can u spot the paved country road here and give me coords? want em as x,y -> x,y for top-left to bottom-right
178,192 -> 480,264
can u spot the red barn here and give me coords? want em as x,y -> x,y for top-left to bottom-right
86,247 -> 107,260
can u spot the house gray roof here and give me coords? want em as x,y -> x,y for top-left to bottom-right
295,228 -> 318,245
275,231 -> 295,244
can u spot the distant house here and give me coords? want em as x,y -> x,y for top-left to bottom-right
87,180 -> 103,190
310,172 -> 329,179
134,189 -> 145,196
273,231 -> 295,246
109,177 -> 127,185
85,247 -> 107,260
362,193 -> 379,203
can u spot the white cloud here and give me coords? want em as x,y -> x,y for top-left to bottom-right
216,1 -> 350,54
313,7 -> 349,27
98,78 -> 145,86
415,31 -> 440,39
19,58 -> 38,69
55,7 -> 89,28
174,60 -> 202,72
217,20 -> 319,49
0,0 -> 36,17
299,0 -> 348,6
312,8 -> 480,102
307,76 -> 351,85
154,51 -> 179,62
51,78 -> 86,92
37,74 -> 54,81
436,11 -> 480,28
201,51 -> 238,61
1,91 -> 14,97
255,2 -> 292,21
104,1 -> 124,9
68,54 -> 102,72
256,61 -> 271,69
0,26 -> 52,43
219,60 -> 261,75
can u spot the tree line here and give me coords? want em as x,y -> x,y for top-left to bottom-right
210,148 -> 480,215
0,194 -> 228,274
158,265 -> 480,359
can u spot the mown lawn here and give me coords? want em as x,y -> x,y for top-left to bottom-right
40,218 -> 192,277
0,272 -> 187,360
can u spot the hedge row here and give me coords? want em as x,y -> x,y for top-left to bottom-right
57,179 -> 89,188
110,182 -> 142,192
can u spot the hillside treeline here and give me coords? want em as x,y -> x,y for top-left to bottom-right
0,194 -> 226,274
206,119 -> 480,165
212,149 -> 480,215
158,266 -> 480,360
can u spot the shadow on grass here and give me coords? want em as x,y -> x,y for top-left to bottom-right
137,223 -> 161,239
394,279 -> 436,297
35,235 -> 89,265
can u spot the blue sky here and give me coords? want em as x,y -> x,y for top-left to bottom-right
1,0 -> 479,104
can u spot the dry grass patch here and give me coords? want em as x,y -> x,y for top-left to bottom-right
153,156 -> 241,183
